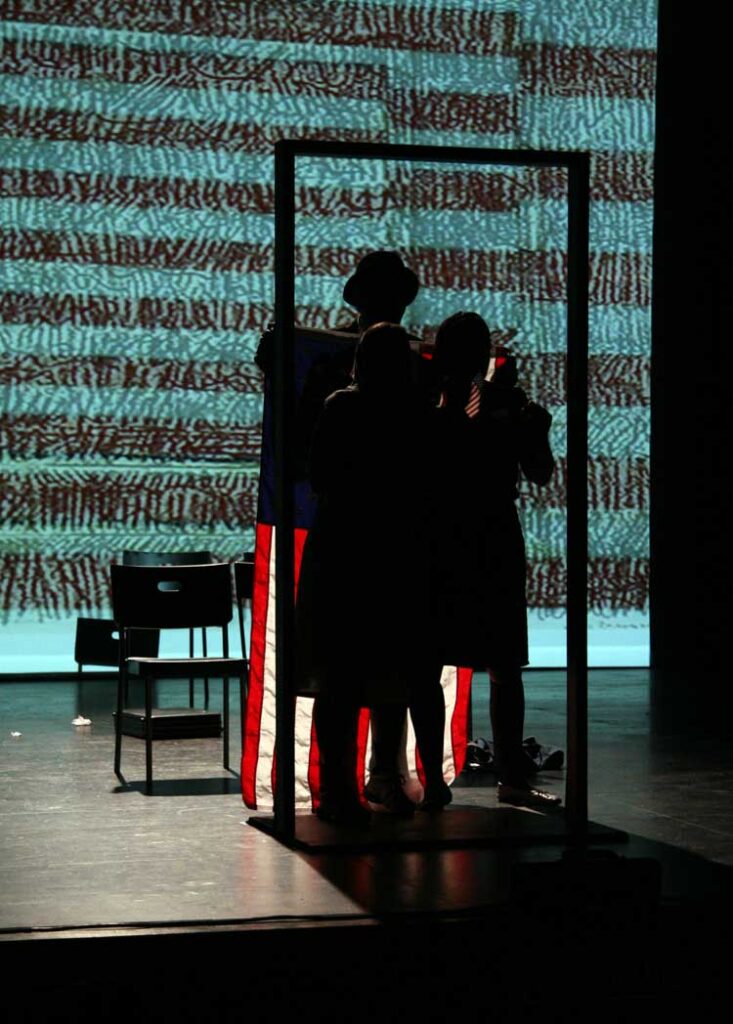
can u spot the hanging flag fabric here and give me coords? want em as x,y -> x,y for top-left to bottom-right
241,325 -> 472,811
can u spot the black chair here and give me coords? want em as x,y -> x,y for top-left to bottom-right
73,617 -> 160,719
111,562 -> 247,793
122,550 -> 214,707
74,617 -> 159,676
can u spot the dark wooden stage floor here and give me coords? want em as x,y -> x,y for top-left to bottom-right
2,669 -> 733,1020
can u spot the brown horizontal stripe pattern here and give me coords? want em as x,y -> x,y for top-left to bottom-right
2,288 -> 647,336
0,37 -> 387,100
520,43 -> 656,99
0,553 -> 649,615
0,2 -> 519,57
0,236 -> 652,306
0,414 -> 262,461
0,160 -> 653,218
0,355 -> 261,391
519,457 -> 649,512
389,89 -> 516,134
0,353 -> 649,409
0,290 -> 268,330
516,354 -> 650,408
536,152 -> 654,202
528,557 -> 649,611
0,36 -> 656,102
0,456 -> 649,515
0,105 -> 385,153
0,470 -> 259,529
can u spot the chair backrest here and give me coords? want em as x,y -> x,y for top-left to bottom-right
233,555 -> 255,604
111,563 -> 233,629
122,550 -> 214,566
74,617 -> 159,666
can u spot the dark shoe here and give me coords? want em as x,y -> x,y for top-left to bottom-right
364,776 -> 415,817
497,781 -> 562,810
418,780 -> 453,813
316,798 -> 371,827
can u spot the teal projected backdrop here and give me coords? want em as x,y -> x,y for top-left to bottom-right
0,0 -> 656,669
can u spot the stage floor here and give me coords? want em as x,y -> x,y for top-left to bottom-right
2,669 -> 733,936
4,670 -> 733,1020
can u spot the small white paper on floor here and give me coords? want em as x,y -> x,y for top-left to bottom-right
72,716 -> 92,726
10,731 -> 22,737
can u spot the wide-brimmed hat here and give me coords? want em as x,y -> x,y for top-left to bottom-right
343,251 -> 419,311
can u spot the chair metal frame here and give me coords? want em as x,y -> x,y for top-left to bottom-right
111,562 -> 247,793
122,550 -> 215,707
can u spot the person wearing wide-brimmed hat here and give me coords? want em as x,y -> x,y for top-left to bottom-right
254,250 -> 431,482
255,251 -> 445,821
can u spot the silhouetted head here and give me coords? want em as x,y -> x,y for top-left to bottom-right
343,251 -> 419,327
353,322 -> 412,396
434,311 -> 492,384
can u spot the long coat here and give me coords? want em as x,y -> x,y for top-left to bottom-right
295,387 -> 434,704
430,386 -> 554,670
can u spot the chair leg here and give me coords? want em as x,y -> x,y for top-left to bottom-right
114,666 -> 125,778
188,628 -> 194,708
145,676 -> 153,794
237,602 -> 246,663
223,675 -> 230,771
202,628 -> 209,709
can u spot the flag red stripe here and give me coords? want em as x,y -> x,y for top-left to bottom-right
306,715 -> 321,809
450,667 -> 473,777
241,521 -> 272,809
2,1 -> 519,58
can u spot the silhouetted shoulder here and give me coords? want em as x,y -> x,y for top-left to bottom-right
323,386 -> 359,408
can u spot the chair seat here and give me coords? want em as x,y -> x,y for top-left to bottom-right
127,656 -> 246,678
115,707 -> 222,739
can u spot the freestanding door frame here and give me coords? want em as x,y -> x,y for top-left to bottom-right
258,139 -> 590,849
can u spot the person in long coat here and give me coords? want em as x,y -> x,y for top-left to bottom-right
431,312 -> 560,809
295,322 -> 442,824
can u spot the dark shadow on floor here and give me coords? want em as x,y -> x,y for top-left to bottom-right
113,775 -> 241,796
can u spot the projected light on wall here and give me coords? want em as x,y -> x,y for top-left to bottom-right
0,0 -> 655,670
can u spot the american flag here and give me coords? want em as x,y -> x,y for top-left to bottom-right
241,325 -> 473,809
1,2 -> 654,691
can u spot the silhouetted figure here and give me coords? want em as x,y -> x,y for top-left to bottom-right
255,251 -> 432,480
257,250 -> 435,815
295,324 -> 437,825
431,312 -> 560,809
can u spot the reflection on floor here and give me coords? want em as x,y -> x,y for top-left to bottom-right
2,670 -> 733,1019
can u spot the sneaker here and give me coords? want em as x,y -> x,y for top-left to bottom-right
496,781 -> 562,810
